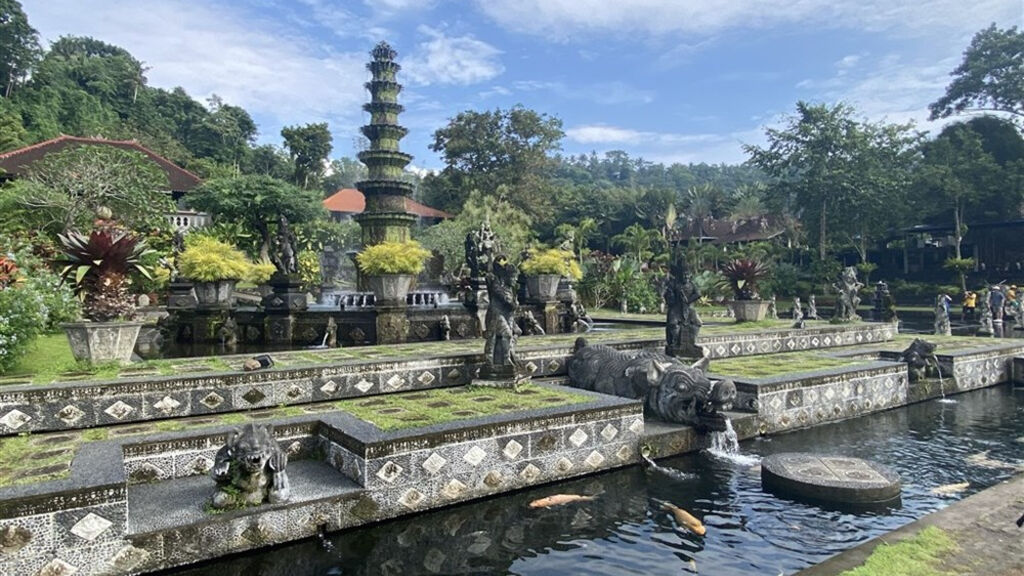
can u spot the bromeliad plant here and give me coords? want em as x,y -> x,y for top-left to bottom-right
720,258 -> 770,301
58,227 -> 152,321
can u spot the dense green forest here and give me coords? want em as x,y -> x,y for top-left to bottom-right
2,0 -> 1022,281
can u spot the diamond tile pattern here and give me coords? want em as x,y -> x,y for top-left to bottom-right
104,401 -> 134,420
585,451 -> 606,468
242,388 -> 266,405
69,512 -> 113,542
417,371 -> 435,385
502,440 -> 523,460
520,463 -> 541,481
55,405 -> 85,425
0,407 -> 30,430
38,559 -> 77,576
422,452 -> 447,475
441,479 -> 467,499
200,392 -> 224,409
463,446 -> 487,467
568,428 -> 588,447
320,380 -> 339,394
354,379 -> 374,393
600,424 -> 618,441
375,460 -> 403,484
153,395 -> 180,414
399,488 -> 425,509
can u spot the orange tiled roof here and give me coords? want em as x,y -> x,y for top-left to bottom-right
323,188 -> 452,219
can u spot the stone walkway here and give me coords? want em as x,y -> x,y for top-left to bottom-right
797,473 -> 1024,575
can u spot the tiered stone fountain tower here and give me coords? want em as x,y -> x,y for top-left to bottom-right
354,41 -> 416,247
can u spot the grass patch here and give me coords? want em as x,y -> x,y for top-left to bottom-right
335,384 -> 591,431
0,434 -> 76,488
840,526 -> 958,576
711,352 -> 859,378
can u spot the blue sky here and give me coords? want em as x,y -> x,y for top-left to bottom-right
22,0 -> 1022,170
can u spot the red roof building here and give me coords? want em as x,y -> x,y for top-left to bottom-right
323,188 -> 452,222
0,135 -> 202,198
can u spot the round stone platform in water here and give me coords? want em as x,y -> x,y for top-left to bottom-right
761,452 -> 901,505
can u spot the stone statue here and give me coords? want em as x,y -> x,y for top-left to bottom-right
664,246 -> 702,357
934,293 -> 952,336
899,338 -> 949,382
977,293 -> 995,336
832,266 -> 863,321
521,310 -> 545,335
767,295 -> 778,320
465,217 -> 497,279
439,314 -> 451,340
481,254 -> 521,380
218,316 -> 238,350
210,424 -> 290,509
271,215 -> 299,275
568,298 -> 593,333
567,338 -> 736,432
807,294 -> 818,320
792,297 -> 805,329
167,228 -> 186,281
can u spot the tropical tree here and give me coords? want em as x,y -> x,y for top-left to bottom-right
428,105 -> 564,221
281,122 -> 333,189
186,175 -> 326,261
929,25 -> 1024,122
9,144 -> 172,234
0,0 -> 40,98
682,183 -> 723,244
611,223 -> 659,264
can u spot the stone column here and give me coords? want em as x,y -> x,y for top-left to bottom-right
375,304 -> 410,344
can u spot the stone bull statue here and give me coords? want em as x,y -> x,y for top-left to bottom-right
567,338 -> 736,432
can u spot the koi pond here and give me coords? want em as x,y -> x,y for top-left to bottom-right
170,383 -> 1024,576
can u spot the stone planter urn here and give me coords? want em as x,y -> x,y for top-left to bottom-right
729,299 -> 771,322
193,280 -> 237,308
526,274 -> 561,302
367,274 -> 415,306
62,321 -> 145,364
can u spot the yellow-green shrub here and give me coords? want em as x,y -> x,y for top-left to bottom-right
179,237 -> 253,282
520,248 -> 582,280
356,241 -> 431,275
246,261 -> 276,285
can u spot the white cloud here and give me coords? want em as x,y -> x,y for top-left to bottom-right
402,26 -> 504,86
512,80 -> 655,105
566,124 -> 765,164
476,0 -> 1019,41
567,124 -> 720,146
22,0 -> 369,144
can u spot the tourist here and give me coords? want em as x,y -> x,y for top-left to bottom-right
962,291 -> 977,322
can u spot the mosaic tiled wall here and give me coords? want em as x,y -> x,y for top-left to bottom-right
0,396 -> 643,576
700,322 -> 896,359
731,362 -> 910,435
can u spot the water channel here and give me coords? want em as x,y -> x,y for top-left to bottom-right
170,383 -> 1024,576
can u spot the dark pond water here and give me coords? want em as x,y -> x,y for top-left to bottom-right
169,384 -> 1024,576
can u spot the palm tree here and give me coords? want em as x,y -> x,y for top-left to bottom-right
683,183 -> 722,244
612,223 -> 659,264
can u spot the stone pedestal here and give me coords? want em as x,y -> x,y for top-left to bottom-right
761,452 -> 901,507
166,281 -> 198,311
375,305 -> 410,344
665,339 -> 703,359
62,321 -> 144,364
474,364 -> 526,390
263,274 -> 308,312
265,315 -> 295,344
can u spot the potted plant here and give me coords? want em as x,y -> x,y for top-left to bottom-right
178,236 -> 253,308
520,248 -> 583,302
356,240 -> 431,305
720,258 -> 771,322
58,224 -> 152,364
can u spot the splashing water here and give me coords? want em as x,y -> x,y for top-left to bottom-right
930,354 -> 957,404
707,419 -> 761,466
641,453 -> 696,482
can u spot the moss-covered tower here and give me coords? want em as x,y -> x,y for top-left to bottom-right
354,41 -> 416,247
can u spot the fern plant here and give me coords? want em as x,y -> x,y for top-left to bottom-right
356,241 -> 431,275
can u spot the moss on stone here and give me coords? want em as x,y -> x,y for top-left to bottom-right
711,352 -> 860,378
334,384 -> 592,431
840,526 -> 958,576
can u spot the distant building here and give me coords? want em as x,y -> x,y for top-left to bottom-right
0,135 -> 208,231
323,188 -> 452,225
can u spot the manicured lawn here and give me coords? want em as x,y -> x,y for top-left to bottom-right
710,351 -> 859,379
335,384 -> 592,431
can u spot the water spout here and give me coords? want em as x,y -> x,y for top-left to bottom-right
706,419 -> 760,466
930,353 -> 957,404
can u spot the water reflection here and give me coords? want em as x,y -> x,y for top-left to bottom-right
173,385 -> 1024,576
